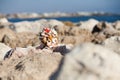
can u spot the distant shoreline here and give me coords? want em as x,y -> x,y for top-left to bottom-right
0,12 -> 120,19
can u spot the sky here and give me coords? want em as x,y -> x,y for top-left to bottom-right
0,0 -> 120,14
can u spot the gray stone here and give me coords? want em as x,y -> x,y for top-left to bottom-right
53,43 -> 120,80
0,43 -> 11,61
102,36 -> 120,54
78,19 -> 99,32
13,21 -> 42,33
0,48 -> 62,80
113,21 -> 120,30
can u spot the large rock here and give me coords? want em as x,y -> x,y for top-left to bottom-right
77,19 -> 99,32
52,43 -> 120,80
60,29 -> 93,45
0,50 -> 62,80
0,18 -> 8,23
0,18 -> 13,29
48,19 -> 64,27
0,43 -> 11,61
92,22 -> 116,35
113,21 -> 120,30
54,25 -> 92,37
2,32 -> 40,48
60,35 -> 92,45
13,19 -> 64,34
54,25 -> 70,36
102,36 -> 120,54
0,28 -> 16,42
13,21 -> 42,33
63,21 -> 75,27
92,22 -> 120,44
69,27 -> 92,36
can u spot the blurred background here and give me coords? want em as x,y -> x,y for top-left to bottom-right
0,0 -> 120,14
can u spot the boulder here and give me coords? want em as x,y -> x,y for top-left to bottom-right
113,21 -> 120,30
48,19 -> 64,27
102,36 -> 120,54
0,49 -> 62,80
3,32 -> 40,48
53,44 -> 73,55
13,19 -> 64,34
0,18 -> 13,29
69,27 -> 92,36
52,43 -> 120,80
63,21 -> 75,27
54,25 -> 70,36
92,22 -> 115,35
0,28 -> 16,42
92,22 -> 120,44
13,21 -> 42,34
60,35 -> 92,45
60,29 -> 93,45
0,43 -> 11,61
0,18 -> 8,23
77,19 -> 99,32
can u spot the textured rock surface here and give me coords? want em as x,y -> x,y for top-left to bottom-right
13,19 -> 64,34
77,19 -> 99,32
60,35 -> 92,45
53,43 -> 120,80
0,18 -> 120,80
0,28 -> 16,42
92,22 -> 120,44
0,18 -> 8,23
113,21 -> 120,30
2,32 -> 40,48
0,43 -> 11,61
13,21 -> 42,33
102,36 -> 120,54
47,19 -> 64,27
0,51 -> 62,80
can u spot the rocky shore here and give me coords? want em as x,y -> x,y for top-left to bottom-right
0,12 -> 119,19
0,17 -> 120,80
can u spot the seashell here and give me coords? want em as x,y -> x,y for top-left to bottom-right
39,27 -> 58,48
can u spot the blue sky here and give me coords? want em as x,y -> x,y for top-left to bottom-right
0,0 -> 120,14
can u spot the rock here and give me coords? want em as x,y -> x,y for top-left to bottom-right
0,28 -> 16,42
48,19 -> 64,27
4,46 -> 38,59
0,18 -> 13,29
3,32 -> 40,48
69,27 -> 92,36
13,21 -> 42,34
92,22 -> 115,34
0,43 -> 11,61
0,18 -> 8,23
16,32 -> 40,47
54,25 -> 70,36
92,22 -> 120,44
60,35 -> 92,45
54,25 -> 92,37
77,19 -> 99,32
0,49 -> 62,80
13,19 -> 64,34
63,21 -> 75,27
102,36 -> 120,54
60,29 -> 93,45
53,44 -> 73,55
52,43 -> 120,80
4,44 -> 72,59
113,21 -> 120,30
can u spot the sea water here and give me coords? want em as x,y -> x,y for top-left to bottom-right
8,15 -> 120,23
